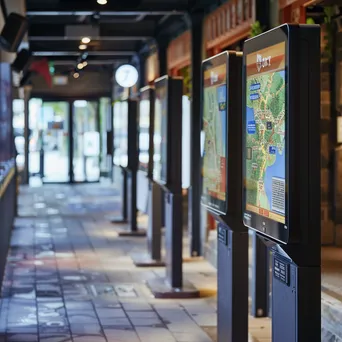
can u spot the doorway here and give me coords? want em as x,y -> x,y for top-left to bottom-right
28,98 -> 103,184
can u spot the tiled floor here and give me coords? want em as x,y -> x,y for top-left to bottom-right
0,183 -> 271,342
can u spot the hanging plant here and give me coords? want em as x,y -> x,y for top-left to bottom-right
250,21 -> 264,38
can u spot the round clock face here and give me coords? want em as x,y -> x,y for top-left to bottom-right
115,64 -> 139,88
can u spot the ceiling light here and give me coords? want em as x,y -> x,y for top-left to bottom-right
81,37 -> 91,44
79,44 -> 87,50
97,0 -> 108,4
73,72 -> 80,79
77,63 -> 84,70
82,61 -> 88,67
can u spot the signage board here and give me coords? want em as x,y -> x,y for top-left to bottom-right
201,53 -> 228,215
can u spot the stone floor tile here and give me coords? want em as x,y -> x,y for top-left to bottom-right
39,334 -> 73,342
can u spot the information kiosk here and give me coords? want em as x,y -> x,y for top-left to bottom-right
133,86 -> 165,267
243,24 -> 321,342
147,76 -> 198,298
111,99 -> 146,237
201,51 -> 248,342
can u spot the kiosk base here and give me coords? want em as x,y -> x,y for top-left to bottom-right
147,278 -> 200,299
132,254 -> 165,267
217,224 -> 248,342
272,252 -> 320,342
117,228 -> 146,237
110,218 -> 128,224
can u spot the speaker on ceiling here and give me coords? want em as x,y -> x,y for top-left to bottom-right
12,49 -> 31,72
0,13 -> 28,52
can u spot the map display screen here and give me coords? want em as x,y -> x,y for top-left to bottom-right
153,78 -> 168,184
138,91 -> 150,173
201,54 -> 228,214
244,42 -> 286,225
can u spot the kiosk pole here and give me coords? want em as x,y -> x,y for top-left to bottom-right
133,87 -> 165,267
147,76 -> 199,298
242,24 -> 321,342
201,51 -> 248,341
217,225 -> 248,342
251,232 -> 269,317
188,11 -> 204,257
111,100 -> 146,237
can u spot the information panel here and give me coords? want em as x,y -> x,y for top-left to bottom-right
153,77 -> 168,184
201,54 -> 228,214
120,101 -> 128,168
243,42 -> 287,233
138,90 -> 150,173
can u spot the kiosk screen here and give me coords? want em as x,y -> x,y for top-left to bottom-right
153,78 -> 168,184
113,101 -> 122,166
201,55 -> 228,214
120,101 -> 128,168
244,42 -> 286,225
138,94 -> 150,172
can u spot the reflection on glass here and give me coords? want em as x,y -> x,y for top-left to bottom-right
182,95 -> 191,189
153,79 -> 168,184
113,101 -> 122,166
139,99 -> 150,172
120,101 -> 128,168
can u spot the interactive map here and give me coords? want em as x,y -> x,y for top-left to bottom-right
202,58 -> 227,212
245,42 -> 286,224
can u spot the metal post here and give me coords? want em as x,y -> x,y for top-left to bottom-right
188,11 -> 204,257
251,232 -> 269,317
217,224 -> 248,342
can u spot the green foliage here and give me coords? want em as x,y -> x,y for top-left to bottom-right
250,21 -> 264,38
323,6 -> 335,62
180,65 -> 192,99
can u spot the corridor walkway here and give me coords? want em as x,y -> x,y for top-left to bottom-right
0,184 -> 270,342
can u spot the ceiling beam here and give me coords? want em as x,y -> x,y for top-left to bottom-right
28,22 -> 156,38
33,51 -> 136,57
29,36 -> 150,41
27,11 -> 186,16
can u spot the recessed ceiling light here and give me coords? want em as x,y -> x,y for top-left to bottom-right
81,37 -> 91,44
97,0 -> 107,4
77,63 -> 84,70
82,61 -> 88,67
79,44 -> 87,50
73,72 -> 80,79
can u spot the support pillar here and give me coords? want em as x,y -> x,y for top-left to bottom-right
188,11 -> 204,256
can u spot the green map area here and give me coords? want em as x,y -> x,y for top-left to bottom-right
246,70 -> 285,213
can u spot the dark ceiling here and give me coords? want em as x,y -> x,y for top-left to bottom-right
25,0 -> 212,73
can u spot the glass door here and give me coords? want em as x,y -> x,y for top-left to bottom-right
72,100 -> 100,182
40,101 -> 70,183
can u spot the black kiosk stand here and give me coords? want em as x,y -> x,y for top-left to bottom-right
201,52 -> 248,342
111,99 -> 146,237
147,76 -> 199,298
133,86 -> 165,267
243,24 -> 321,341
